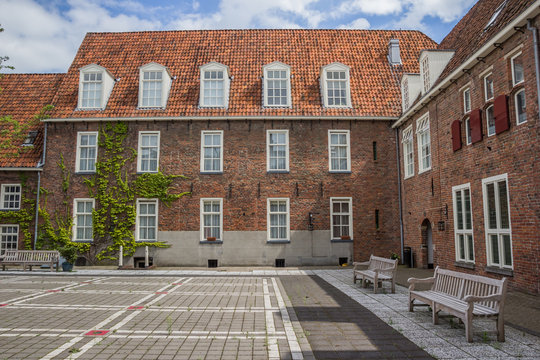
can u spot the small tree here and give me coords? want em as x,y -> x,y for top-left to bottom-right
0,25 -> 14,72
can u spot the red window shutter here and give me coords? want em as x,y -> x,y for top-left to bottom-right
470,109 -> 483,143
451,120 -> 462,151
494,94 -> 509,134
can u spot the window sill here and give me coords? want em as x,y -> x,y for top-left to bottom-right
331,239 -> 353,243
136,171 -> 159,175
200,172 -> 223,175
76,107 -> 104,111
0,208 -> 21,212
73,240 -> 93,244
200,240 -> 223,244
404,174 -> 414,180
137,106 -> 166,110
329,170 -> 351,174
136,240 -> 157,243
454,261 -> 475,270
485,266 -> 513,277
267,240 -> 290,244
75,171 -> 96,175
267,170 -> 289,174
418,168 -> 431,175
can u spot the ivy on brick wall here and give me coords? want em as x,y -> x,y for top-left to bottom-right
0,174 -> 35,249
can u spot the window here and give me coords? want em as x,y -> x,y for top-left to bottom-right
200,63 -> 230,108
22,131 -> 38,146
0,225 -> 18,255
463,88 -> 471,114
330,197 -> 352,240
201,198 -> 222,241
484,73 -> 494,101
263,62 -> 291,107
321,63 -> 351,108
137,132 -> 160,173
76,132 -> 98,173
421,55 -> 430,93
402,126 -> 414,178
486,105 -> 496,136
453,184 -> 474,263
511,53 -> 524,86
416,114 -> 431,173
73,199 -> 94,242
267,130 -> 289,172
267,198 -> 289,241
1,184 -> 21,210
328,130 -> 351,172
138,63 -> 172,109
485,0 -> 507,30
464,117 -> 472,145
482,174 -> 512,268
78,64 -> 114,110
201,131 -> 223,173
137,199 -> 158,242
515,90 -> 526,124
402,77 -> 409,111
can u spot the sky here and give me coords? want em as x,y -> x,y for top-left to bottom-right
0,0 -> 477,74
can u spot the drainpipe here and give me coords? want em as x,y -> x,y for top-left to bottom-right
395,128 -> 404,264
527,19 -> 540,120
33,123 -> 48,249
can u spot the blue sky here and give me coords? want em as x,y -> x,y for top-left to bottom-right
1,0 -> 477,73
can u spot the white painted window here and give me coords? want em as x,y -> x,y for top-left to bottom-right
482,174 -> 512,268
421,55 -> 430,93
73,199 -> 94,242
137,132 -> 160,173
264,62 -> 291,107
416,114 -> 431,173
463,88 -> 471,114
486,105 -> 496,136
78,64 -> 114,110
137,199 -> 158,242
515,89 -> 526,125
328,130 -> 351,172
267,198 -> 289,241
0,225 -> 18,255
138,63 -> 172,109
200,63 -> 230,108
1,184 -> 21,210
76,132 -> 98,173
321,63 -> 351,108
484,73 -> 494,101
453,184 -> 474,263
330,197 -> 352,240
267,130 -> 289,172
402,126 -> 414,178
201,130 -> 223,173
511,53 -> 524,86
201,198 -> 222,241
464,117 -> 472,145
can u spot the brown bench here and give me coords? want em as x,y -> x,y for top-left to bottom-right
408,266 -> 507,342
353,255 -> 398,293
0,250 -> 60,272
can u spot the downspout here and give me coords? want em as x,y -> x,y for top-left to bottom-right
33,123 -> 47,250
395,128 -> 404,264
527,19 -> 540,120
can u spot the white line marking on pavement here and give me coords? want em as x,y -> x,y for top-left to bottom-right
263,278 -> 280,360
272,277 -> 304,360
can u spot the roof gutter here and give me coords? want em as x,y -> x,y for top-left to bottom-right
527,19 -> 540,121
393,0 -> 540,128
0,167 -> 43,171
43,115 -> 398,123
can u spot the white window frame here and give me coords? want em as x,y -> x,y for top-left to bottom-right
0,225 -> 18,255
486,105 -> 496,136
330,197 -> 353,240
200,198 -> 223,242
200,130 -> 224,173
73,198 -> 95,242
402,126 -> 414,179
482,174 -> 513,269
136,199 -> 159,242
0,184 -> 21,210
199,62 -> 230,108
263,62 -> 291,108
266,130 -> 289,172
484,73 -> 494,102
421,55 -> 430,93
137,131 -> 160,173
76,131 -> 98,173
511,52 -> 524,86
321,63 -> 352,108
464,117 -> 472,145
463,88 -> 471,114
77,64 -> 114,110
138,62 -> 172,109
452,183 -> 474,263
328,130 -> 351,172
515,89 -> 527,125
267,198 -> 290,242
416,113 -> 431,173
401,77 -> 410,111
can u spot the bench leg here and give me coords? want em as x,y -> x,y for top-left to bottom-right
373,275 -> 379,294
497,315 -> 505,342
353,272 -> 357,284
362,276 -> 366,288
391,279 -> 395,294
465,313 -> 473,343
408,296 -> 414,312
432,304 -> 439,325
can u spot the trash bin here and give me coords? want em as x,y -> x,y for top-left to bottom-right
403,246 -> 412,268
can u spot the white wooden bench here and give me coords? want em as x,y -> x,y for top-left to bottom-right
408,266 -> 507,342
0,250 -> 60,272
353,255 -> 398,293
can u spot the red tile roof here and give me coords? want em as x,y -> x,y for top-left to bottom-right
50,29 -> 436,120
0,73 -> 63,168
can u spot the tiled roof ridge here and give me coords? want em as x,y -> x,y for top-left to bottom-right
84,28 -> 431,35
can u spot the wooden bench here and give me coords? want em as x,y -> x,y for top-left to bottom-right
408,266 -> 507,342
353,255 -> 398,293
0,250 -> 60,272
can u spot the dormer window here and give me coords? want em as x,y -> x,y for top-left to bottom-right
22,131 -> 38,146
200,62 -> 230,108
321,63 -> 351,108
78,64 -> 114,110
139,63 -> 172,109
263,62 -> 291,107
421,56 -> 430,93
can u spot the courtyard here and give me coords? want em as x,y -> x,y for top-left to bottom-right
0,270 -> 538,359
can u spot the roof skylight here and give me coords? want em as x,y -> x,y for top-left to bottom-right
485,0 -> 507,30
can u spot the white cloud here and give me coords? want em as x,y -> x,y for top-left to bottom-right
394,0 -> 476,30
338,18 -> 371,30
333,0 -> 403,17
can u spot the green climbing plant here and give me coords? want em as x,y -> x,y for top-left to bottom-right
0,174 -> 35,249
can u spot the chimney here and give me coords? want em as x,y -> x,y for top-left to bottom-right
388,39 -> 401,65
